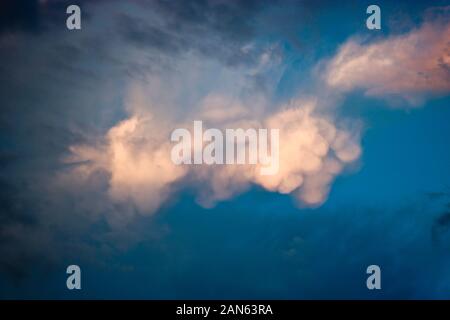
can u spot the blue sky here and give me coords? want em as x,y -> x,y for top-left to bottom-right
0,0 -> 450,299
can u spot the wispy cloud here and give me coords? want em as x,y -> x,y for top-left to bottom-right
323,7 -> 450,106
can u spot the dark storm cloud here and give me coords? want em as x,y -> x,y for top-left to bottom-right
0,0 -> 96,35
0,1 -> 40,34
114,0 -> 276,67
146,0 -> 263,42
0,0 -> 265,47
0,11 -> 123,279
113,0 -> 351,67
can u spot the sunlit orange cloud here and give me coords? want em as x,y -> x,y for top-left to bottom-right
69,86 -> 361,215
324,9 -> 450,105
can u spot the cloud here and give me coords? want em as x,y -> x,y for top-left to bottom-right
113,0 -> 272,68
0,0 -> 291,278
56,1 -> 365,217
255,101 -> 361,205
324,9 -> 450,105
71,88 -> 361,214
104,115 -> 187,213
2,0 -> 449,282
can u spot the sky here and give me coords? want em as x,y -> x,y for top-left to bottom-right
0,0 -> 450,299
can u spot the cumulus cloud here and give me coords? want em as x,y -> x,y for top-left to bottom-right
255,102 -> 360,205
71,88 -> 361,214
324,9 -> 450,105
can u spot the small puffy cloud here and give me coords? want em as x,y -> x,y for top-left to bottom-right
324,11 -> 450,105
